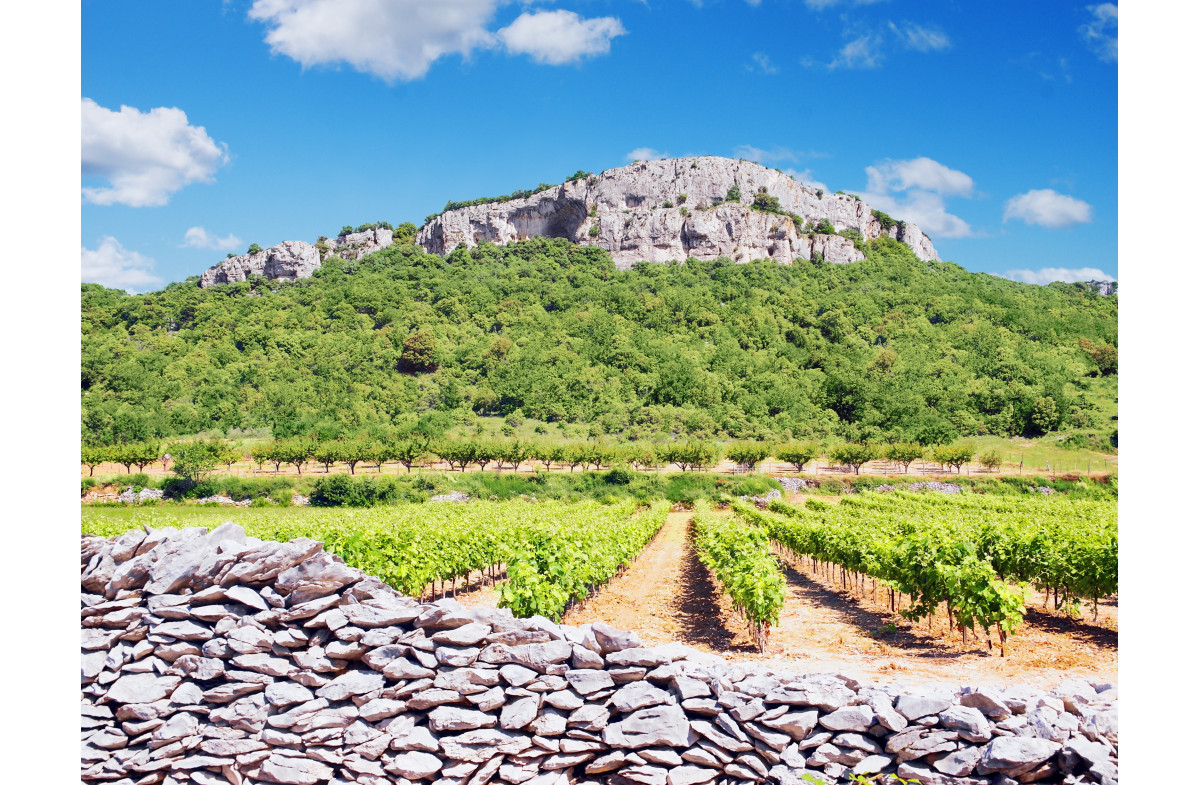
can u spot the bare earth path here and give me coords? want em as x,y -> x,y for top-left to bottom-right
458,509 -> 1117,689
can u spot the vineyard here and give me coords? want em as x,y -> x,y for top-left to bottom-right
80,487 -> 1116,671
728,490 -> 1117,655
80,500 -> 667,622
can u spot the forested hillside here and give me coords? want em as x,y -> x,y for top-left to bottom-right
81,237 -> 1117,446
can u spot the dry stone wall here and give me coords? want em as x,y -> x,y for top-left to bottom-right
81,525 -> 1118,785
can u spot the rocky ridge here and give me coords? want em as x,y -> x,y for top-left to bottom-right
417,157 -> 940,269
199,242 -> 321,288
81,524 -> 1118,785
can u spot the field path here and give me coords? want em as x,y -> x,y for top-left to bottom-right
560,511 -> 756,652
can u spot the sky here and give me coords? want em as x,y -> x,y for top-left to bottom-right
81,0 -> 1118,292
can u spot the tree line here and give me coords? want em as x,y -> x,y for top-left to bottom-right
81,437 -> 1003,479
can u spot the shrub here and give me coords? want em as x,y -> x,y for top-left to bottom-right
726,185 -> 742,202
588,224 -> 601,237
979,448 -> 1004,471
818,479 -> 844,495
751,187 -> 781,214
604,465 -> 638,485
812,218 -> 835,235
247,243 -> 263,254
872,209 -> 898,231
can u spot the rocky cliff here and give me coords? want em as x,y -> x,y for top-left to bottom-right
321,228 -> 395,262
417,157 -> 939,269
199,241 -> 321,288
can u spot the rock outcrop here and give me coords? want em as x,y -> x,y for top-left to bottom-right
199,241 -> 321,288
418,157 -> 940,269
81,525 -> 1118,785
321,228 -> 395,262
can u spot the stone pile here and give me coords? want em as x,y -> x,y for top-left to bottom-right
81,525 -> 1118,785
769,478 -> 815,495
907,482 -> 963,495
739,490 -> 782,509
117,488 -> 166,504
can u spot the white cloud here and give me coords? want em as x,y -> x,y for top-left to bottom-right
249,1 -> 624,80
82,98 -> 229,208
82,237 -> 163,293
496,10 -> 626,65
1003,189 -> 1093,228
889,21 -> 951,52
865,157 -> 974,197
830,35 -> 883,69
1001,267 -> 1114,285
749,52 -> 779,74
1080,4 -> 1117,62
626,147 -> 668,161
856,157 -> 975,238
249,0 -> 497,81
734,144 -> 799,164
183,226 -> 242,252
783,168 -> 829,193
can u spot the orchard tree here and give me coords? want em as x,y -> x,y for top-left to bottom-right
313,442 -> 340,473
726,441 -> 772,471
828,442 -> 879,475
391,439 -> 426,473
885,442 -> 925,473
776,442 -> 819,473
169,440 -> 221,484
81,445 -> 110,476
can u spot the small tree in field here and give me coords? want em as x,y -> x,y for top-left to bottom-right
828,442 -> 879,475
391,439 -> 426,473
979,448 -> 1004,472
885,442 -> 925,473
81,445 -> 110,476
931,443 -> 975,474
169,441 -> 221,484
313,442 -> 340,473
776,442 -> 819,473
217,443 -> 243,473
726,441 -> 772,472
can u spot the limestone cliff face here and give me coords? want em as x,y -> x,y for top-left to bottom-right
417,157 -> 940,268
198,241 -> 321,288
322,227 -> 394,262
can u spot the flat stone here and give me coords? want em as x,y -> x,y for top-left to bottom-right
612,682 -> 673,712
977,737 -> 1061,776
818,705 -> 874,733
105,673 -> 180,704
315,670 -> 384,701
604,705 -> 693,749
428,706 -> 499,732
939,705 -> 992,743
933,745 -> 984,777
258,752 -> 335,785
895,694 -> 953,721
565,669 -> 614,695
265,681 -> 314,707
387,750 -> 444,779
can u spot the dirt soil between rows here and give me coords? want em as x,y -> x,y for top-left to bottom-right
456,510 -> 1117,689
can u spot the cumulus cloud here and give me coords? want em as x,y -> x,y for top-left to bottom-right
1003,189 -> 1093,228
1002,267 -> 1114,285
866,157 -> 974,198
82,237 -> 163,292
1080,3 -> 1117,62
248,0 -> 624,81
830,35 -> 883,69
748,52 -> 779,74
784,168 -> 829,193
855,157 -> 975,238
183,226 -> 242,252
82,98 -> 229,208
889,21 -> 951,52
626,147 -> 668,161
496,10 -> 626,65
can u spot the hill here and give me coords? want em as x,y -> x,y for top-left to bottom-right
82,235 -> 1117,447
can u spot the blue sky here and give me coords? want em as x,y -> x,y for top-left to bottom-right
81,0 -> 1118,291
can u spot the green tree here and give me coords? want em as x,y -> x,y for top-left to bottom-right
726,184 -> 742,202
726,441 -> 772,471
247,243 -> 263,254
885,442 -> 925,473
776,442 -> 819,473
169,440 -> 221,483
81,444 -> 111,476
400,330 -> 439,373
828,442 -> 878,475
1030,396 -> 1059,434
